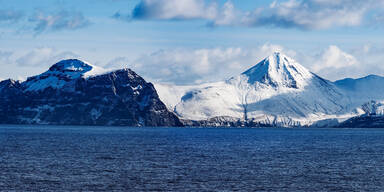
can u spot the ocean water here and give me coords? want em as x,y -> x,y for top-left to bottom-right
1,125 -> 384,191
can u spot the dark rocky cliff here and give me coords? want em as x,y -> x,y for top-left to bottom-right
0,59 -> 182,127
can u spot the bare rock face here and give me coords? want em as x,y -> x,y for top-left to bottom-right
0,59 -> 182,127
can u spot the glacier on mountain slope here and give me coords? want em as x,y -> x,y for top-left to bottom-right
155,52 -> 370,127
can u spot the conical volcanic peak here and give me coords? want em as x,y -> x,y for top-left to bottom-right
242,52 -> 313,88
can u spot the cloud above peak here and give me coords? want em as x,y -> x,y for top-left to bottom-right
119,0 -> 384,30
312,45 -> 358,72
104,43 -> 384,84
120,44 -> 296,84
16,47 -> 80,67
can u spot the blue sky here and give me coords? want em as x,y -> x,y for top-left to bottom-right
1,0 -> 384,84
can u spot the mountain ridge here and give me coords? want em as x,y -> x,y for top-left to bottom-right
1,54 -> 384,127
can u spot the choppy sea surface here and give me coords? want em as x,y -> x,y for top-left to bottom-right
1,125 -> 384,191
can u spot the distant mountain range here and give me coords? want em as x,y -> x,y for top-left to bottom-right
1,53 -> 383,127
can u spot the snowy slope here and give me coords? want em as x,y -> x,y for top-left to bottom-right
241,52 -> 312,88
155,52 -> 359,126
23,59 -> 109,92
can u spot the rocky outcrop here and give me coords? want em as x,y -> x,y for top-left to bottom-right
338,116 -> 384,128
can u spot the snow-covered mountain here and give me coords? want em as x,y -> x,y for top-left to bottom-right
0,59 -> 181,126
155,52 -> 371,127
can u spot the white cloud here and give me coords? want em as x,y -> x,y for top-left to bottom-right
311,45 -> 358,72
300,45 -> 384,81
209,1 -> 236,26
220,0 -> 371,29
125,0 -> 384,30
108,43 -> 384,84
127,0 -> 218,20
116,43 -> 295,84
29,10 -> 91,33
104,57 -> 130,69
16,47 -> 80,67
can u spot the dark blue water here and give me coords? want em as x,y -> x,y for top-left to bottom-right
1,125 -> 384,191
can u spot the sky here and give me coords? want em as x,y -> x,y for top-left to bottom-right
1,0 -> 384,84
